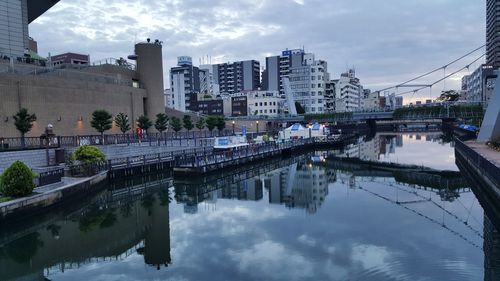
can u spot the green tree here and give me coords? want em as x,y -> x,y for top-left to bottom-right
205,116 -> 217,131
170,116 -> 182,133
137,115 -> 153,132
183,115 -> 194,131
13,108 -> 37,148
195,117 -> 205,131
0,161 -> 36,197
216,116 -> 226,132
114,112 -> 130,134
155,113 -> 169,133
90,110 -> 113,138
437,90 -> 460,102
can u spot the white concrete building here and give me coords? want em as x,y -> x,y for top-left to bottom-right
288,55 -> 329,113
464,64 -> 497,107
362,90 -> 380,111
334,69 -> 362,112
247,91 -> 283,117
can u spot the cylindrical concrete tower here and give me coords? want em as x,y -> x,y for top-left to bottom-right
135,41 -> 165,127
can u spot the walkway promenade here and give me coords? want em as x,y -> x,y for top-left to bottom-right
466,142 -> 500,168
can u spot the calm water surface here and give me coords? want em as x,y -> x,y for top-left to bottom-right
0,133 -> 498,281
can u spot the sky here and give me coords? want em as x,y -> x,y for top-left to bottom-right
29,0 -> 486,100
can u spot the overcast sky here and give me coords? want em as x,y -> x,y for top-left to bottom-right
30,0 -> 485,99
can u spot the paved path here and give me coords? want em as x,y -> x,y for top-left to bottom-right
466,141 -> 500,168
34,177 -> 83,193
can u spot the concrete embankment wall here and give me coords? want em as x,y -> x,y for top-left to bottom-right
0,172 -> 107,221
65,142 -> 210,161
0,148 -> 56,173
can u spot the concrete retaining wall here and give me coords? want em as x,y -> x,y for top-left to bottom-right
0,172 -> 107,221
0,148 -> 56,173
66,142 -> 209,160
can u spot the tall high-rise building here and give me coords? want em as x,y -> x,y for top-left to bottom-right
169,56 -> 200,112
213,60 -> 260,95
0,0 -> 59,59
264,48 -> 306,94
487,0 -> 500,68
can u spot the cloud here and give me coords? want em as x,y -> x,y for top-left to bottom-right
29,0 -> 484,98
227,240 -> 314,280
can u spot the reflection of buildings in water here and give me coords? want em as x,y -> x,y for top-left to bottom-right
379,136 -> 387,155
262,163 -> 331,214
396,135 -> 403,147
337,172 -> 357,189
220,178 -> 264,201
0,192 -> 172,280
484,215 -> 500,281
177,177 -> 265,214
138,195 -> 172,270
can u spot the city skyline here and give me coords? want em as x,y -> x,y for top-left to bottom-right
29,0 -> 484,98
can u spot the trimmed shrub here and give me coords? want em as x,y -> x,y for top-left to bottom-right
69,145 -> 106,176
0,161 -> 36,197
72,145 -> 106,164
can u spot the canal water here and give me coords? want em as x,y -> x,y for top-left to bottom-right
0,132 -> 498,281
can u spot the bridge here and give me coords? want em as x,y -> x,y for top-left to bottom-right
228,102 -> 484,125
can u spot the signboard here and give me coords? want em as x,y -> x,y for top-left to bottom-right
177,56 -> 192,66
242,126 -> 247,136
217,137 -> 229,146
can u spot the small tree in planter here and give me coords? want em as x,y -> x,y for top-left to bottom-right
216,116 -> 226,134
13,108 -> 37,148
115,112 -> 131,134
205,116 -> 217,134
196,118 -> 205,131
137,115 -> 153,133
170,117 -> 182,135
70,145 -> 106,176
183,115 -> 194,137
90,110 -> 113,143
0,161 -> 36,198
155,113 -> 169,142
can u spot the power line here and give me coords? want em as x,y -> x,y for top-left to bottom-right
376,44 -> 486,94
396,52 -> 485,96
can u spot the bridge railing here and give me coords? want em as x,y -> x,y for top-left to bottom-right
0,130 -> 234,152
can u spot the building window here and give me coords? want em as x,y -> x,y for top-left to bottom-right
264,102 -> 267,106
311,84 -> 315,88
311,76 -> 315,80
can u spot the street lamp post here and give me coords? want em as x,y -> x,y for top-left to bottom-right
232,120 -> 235,135
256,120 -> 259,135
